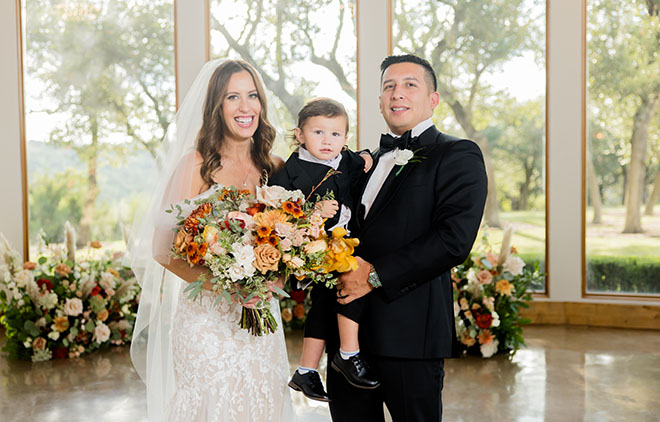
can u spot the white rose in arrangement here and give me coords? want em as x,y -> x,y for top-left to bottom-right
303,240 -> 327,254
480,338 -> 499,358
35,317 -> 47,329
226,264 -> 245,282
503,256 -> 525,276
393,148 -> 415,166
256,185 -> 288,207
231,243 -> 255,267
48,331 -> 60,341
15,269 -> 34,288
64,297 -> 84,317
93,323 -> 111,344
209,243 -> 227,256
289,256 -> 304,269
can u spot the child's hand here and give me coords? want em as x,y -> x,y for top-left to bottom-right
316,200 -> 339,218
360,151 -> 374,172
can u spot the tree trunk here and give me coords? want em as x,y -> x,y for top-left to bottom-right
473,132 -> 501,227
587,150 -> 603,224
623,94 -> 659,233
644,165 -> 660,215
78,116 -> 100,245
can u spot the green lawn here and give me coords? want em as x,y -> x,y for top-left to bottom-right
478,207 -> 660,263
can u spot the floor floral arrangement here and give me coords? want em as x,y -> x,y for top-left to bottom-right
279,288 -> 311,331
0,223 -> 139,361
453,227 -> 542,358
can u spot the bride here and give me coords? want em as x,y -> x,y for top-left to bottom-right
127,59 -> 293,421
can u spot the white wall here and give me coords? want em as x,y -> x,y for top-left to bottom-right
0,0 -> 656,306
0,0 -> 25,257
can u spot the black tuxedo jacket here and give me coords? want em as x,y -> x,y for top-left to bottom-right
353,126 -> 487,360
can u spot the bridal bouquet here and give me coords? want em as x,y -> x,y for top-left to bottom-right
169,184 -> 359,336
452,227 -> 541,358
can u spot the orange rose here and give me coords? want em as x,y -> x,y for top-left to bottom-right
54,263 -> 73,277
460,334 -> 476,347
90,241 -> 102,249
293,304 -> 306,319
174,229 -> 192,254
253,244 -> 281,274
32,337 -> 47,350
23,262 -> 37,270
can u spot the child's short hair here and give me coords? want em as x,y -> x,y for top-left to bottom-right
288,97 -> 350,147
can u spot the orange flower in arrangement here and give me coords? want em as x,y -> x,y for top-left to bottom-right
184,216 -> 200,234
281,308 -> 293,323
254,209 -> 289,227
190,202 -> 213,219
291,205 -> 304,219
293,303 -> 306,319
246,203 -> 266,216
256,225 -> 272,238
477,329 -> 495,345
255,235 -> 278,247
323,227 -> 360,273
281,201 -> 296,215
90,241 -> 102,249
54,316 -> 70,332
186,242 -> 208,265
495,279 -> 514,296
54,263 -> 73,277
23,262 -> 37,270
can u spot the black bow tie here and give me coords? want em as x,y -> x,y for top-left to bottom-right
379,130 -> 417,154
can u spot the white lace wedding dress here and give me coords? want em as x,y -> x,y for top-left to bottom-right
165,285 -> 294,421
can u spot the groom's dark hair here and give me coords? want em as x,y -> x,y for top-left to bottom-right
380,54 -> 437,92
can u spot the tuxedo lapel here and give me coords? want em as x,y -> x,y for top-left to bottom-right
363,127 -> 441,225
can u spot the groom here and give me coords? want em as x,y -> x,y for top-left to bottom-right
328,54 -> 488,421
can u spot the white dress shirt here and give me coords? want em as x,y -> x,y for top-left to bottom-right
361,118 -> 435,217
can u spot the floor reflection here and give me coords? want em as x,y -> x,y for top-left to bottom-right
1,326 -> 658,421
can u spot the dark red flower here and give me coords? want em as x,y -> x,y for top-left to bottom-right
290,290 -> 307,304
120,329 -> 126,339
475,312 -> 493,329
53,347 -> 68,359
36,278 -> 53,292
90,285 -> 101,296
291,290 -> 307,303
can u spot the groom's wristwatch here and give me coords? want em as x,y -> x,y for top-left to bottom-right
367,264 -> 382,288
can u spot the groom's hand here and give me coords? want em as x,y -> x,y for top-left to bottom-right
336,256 -> 373,304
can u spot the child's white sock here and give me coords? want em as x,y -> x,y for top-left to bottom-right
297,366 -> 317,374
339,348 -> 359,360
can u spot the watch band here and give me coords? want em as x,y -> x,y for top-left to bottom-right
368,264 -> 382,288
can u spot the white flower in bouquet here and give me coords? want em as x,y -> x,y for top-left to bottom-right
227,264 -> 246,282
303,240 -> 327,254
93,323 -> 111,343
39,292 -> 58,310
231,243 -> 255,267
393,148 -> 415,166
209,242 -> 227,256
503,256 -> 525,276
480,338 -> 499,358
491,311 -> 501,327
48,331 -> 60,341
64,298 -> 83,317
227,211 -> 255,230
453,301 -> 460,317
15,269 -> 34,288
279,238 -> 293,252
256,185 -> 288,207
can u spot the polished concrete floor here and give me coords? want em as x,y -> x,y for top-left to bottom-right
0,325 -> 658,421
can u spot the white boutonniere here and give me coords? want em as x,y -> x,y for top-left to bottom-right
393,148 -> 426,176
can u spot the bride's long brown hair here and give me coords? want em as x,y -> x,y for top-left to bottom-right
197,60 -> 277,187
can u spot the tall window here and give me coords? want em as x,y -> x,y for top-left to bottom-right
393,0 -> 547,291
209,0 -> 358,156
23,0 -> 175,252
585,0 -> 660,296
